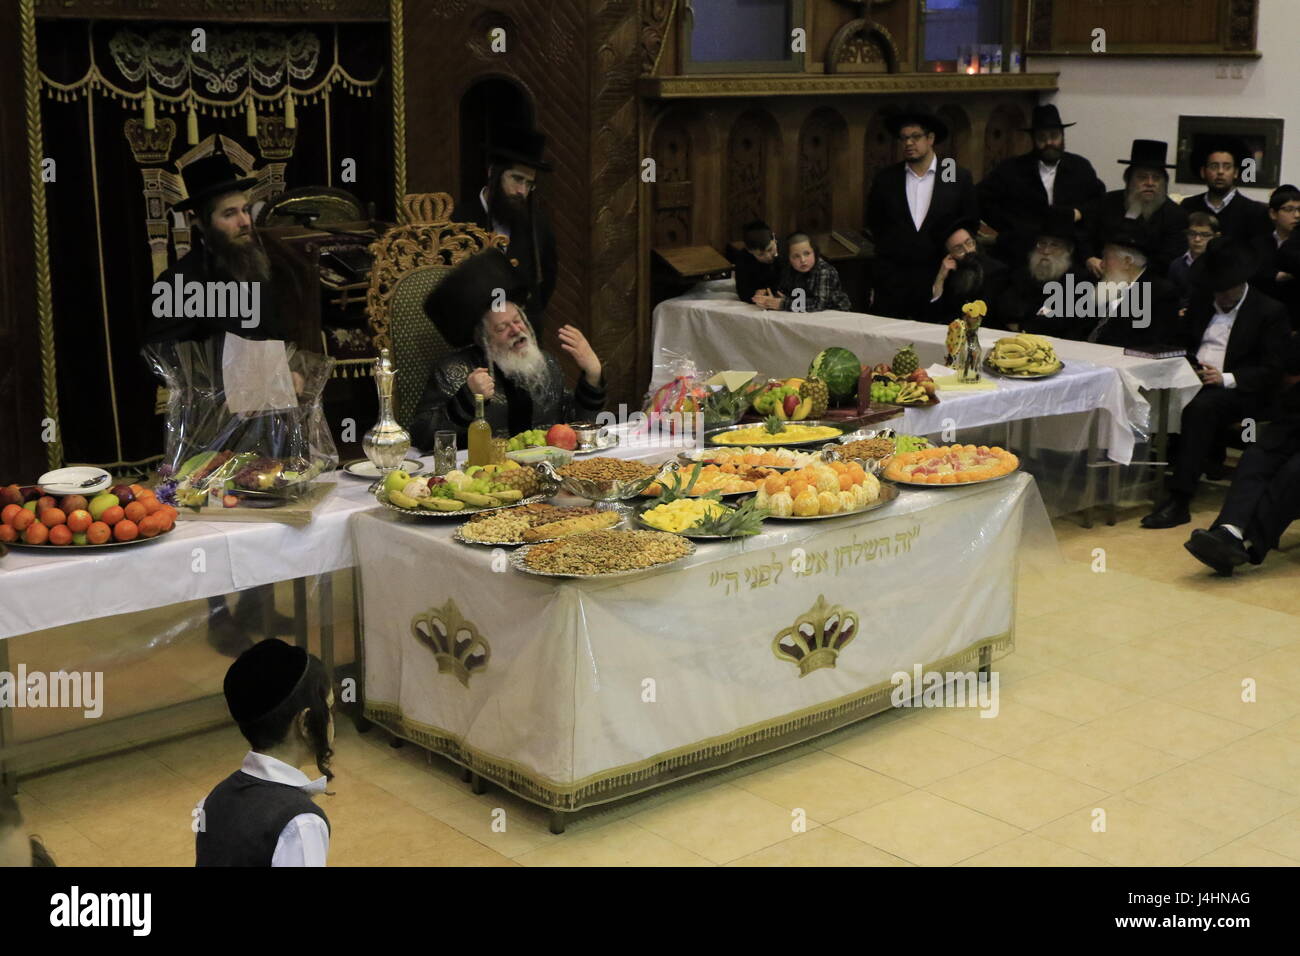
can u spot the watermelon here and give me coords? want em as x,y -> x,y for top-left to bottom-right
808,347 -> 861,402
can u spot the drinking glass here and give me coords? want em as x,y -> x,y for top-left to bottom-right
433,431 -> 458,476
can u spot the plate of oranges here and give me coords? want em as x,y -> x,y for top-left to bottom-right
0,482 -> 179,551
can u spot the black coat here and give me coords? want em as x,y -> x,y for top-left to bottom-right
995,267 -> 1083,334
1074,273 -> 1180,349
732,248 -> 781,303
977,151 -> 1104,263
452,195 -> 558,331
866,159 -> 978,318
143,242 -> 289,345
1182,285 -> 1291,397
1180,192 -> 1270,241
1248,232 -> 1300,332
925,254 -> 1008,324
1083,191 -> 1189,276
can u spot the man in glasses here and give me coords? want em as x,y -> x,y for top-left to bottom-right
1180,137 -> 1270,241
926,220 -> 1006,323
1169,212 -> 1220,311
995,207 -> 1082,334
866,109 -> 977,319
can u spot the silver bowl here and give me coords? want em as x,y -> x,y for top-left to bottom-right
538,459 -> 672,503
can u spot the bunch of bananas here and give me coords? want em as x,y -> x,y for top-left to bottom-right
988,334 -> 1062,376
894,381 -> 930,404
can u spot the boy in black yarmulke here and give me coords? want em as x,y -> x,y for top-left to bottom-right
196,639 -> 336,867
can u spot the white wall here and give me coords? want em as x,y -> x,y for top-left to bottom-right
1028,0 -> 1299,201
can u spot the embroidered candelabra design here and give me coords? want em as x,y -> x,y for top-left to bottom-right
412,599 -> 490,687
771,595 -> 859,677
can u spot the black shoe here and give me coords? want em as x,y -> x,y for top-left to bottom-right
1185,527 -> 1250,576
206,609 -> 255,658
1141,497 -> 1191,529
232,592 -> 296,637
1203,461 -> 1230,481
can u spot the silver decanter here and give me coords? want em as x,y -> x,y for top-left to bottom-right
362,349 -> 412,472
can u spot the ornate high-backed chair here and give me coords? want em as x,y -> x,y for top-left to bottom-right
366,192 -> 508,430
257,186 -> 366,227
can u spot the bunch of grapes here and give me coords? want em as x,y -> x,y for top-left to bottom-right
507,429 -> 548,451
893,434 -> 933,453
869,381 -> 903,404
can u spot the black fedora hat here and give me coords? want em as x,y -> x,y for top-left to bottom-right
1035,206 -> 1077,244
1190,236 -> 1258,293
423,249 -> 529,348
885,108 -> 949,144
1117,139 -> 1176,170
174,143 -> 257,213
1103,219 -> 1156,259
942,217 -> 982,246
487,125 -> 553,173
1022,104 -> 1075,132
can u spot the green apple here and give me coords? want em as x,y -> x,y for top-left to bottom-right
22,501 -> 38,515
382,470 -> 412,495
88,492 -> 119,520
72,532 -> 88,545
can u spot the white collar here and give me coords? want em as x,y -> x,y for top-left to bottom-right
1038,159 -> 1058,174
1206,189 -> 1237,211
241,751 -> 328,794
479,187 -> 490,216
906,154 -> 937,180
1215,284 -> 1249,317
1276,230 -> 1290,247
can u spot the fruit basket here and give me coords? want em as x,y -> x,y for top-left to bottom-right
0,481 -> 179,550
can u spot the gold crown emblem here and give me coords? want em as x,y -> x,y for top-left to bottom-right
772,595 -> 859,677
256,115 -> 298,160
124,117 -> 176,165
412,599 -> 490,687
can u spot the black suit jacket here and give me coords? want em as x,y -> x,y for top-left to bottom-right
452,195 -> 557,328
1074,273 -> 1180,349
978,151 -> 1104,263
925,254 -> 1008,324
1182,285 -> 1291,397
995,267 -> 1083,335
1248,232 -> 1300,332
1180,192 -> 1270,241
1083,191 -> 1189,276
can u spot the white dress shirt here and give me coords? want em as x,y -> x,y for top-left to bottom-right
1196,284 -> 1248,389
1038,160 -> 1058,205
1206,189 -> 1237,213
480,187 -> 510,240
199,751 -> 330,867
905,155 -> 938,231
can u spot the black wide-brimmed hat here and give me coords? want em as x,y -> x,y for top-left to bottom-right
1036,206 -> 1078,244
487,125 -> 553,173
1190,135 -> 1250,172
1103,219 -> 1156,259
423,249 -> 528,348
943,217 -> 982,246
885,108 -> 949,144
1117,139 -> 1176,170
1191,236 -> 1258,292
224,638 -> 309,724
1022,104 -> 1075,132
174,142 -> 257,213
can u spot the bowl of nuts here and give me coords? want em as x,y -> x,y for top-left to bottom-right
539,456 -> 673,507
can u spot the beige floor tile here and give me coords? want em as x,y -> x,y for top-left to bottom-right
427,793 -> 561,858
1243,809 -> 1300,861
1013,726 -> 1183,792
999,668 -> 1141,723
1079,698 -> 1255,761
918,700 -> 1079,754
729,826 -> 913,867
957,833 -> 1106,867
732,751 -> 912,822
824,725 -> 1000,788
989,646 -> 1067,684
1013,614 -> 1132,661
1188,839 -> 1299,867
629,783 -> 816,865
21,754 -> 194,820
1165,669 -> 1300,730
389,849 -> 517,867
41,832 -> 120,867
1270,714 -> 1300,744
1138,617 -> 1277,671
1123,763 -> 1300,838
928,757 -> 1107,830
351,756 -> 470,813
1058,644 -> 1215,696
1109,587 -> 1238,626
515,821 -> 713,867
1034,797 -> 1228,866
831,790 -> 1023,866
1196,732 -> 1300,796
332,805 -> 497,867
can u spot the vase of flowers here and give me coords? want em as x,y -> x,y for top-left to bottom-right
958,300 -> 986,383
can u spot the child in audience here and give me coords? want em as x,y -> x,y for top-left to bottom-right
734,220 -> 782,304
196,639 -> 335,867
1170,211 -> 1219,310
0,790 -> 55,867
754,233 -> 852,313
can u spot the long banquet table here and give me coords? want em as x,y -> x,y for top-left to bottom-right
353,446 -> 1056,830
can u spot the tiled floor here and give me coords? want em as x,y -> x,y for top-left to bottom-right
10,492 -> 1300,866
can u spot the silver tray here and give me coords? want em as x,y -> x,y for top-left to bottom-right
376,491 -> 552,519
633,502 -> 765,540
572,432 -> 620,455
452,510 -> 625,547
510,535 -> 696,578
884,465 -> 1020,488
751,481 -> 900,519
539,459 -> 668,502
704,421 -> 846,448
983,359 -> 1064,380
2,530 -> 175,552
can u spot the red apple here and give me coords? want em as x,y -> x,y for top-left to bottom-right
109,484 -> 135,505
908,369 -> 931,383
546,424 -> 578,451
783,393 -> 801,418
60,494 -> 88,514
0,484 -> 21,507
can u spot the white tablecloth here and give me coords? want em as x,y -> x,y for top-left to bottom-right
355,471 -> 1054,811
651,280 -> 1202,465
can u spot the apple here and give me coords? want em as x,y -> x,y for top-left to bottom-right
60,494 -> 88,513
783,393 -> 801,418
88,492 -> 119,521
22,501 -> 38,515
921,381 -> 937,397
72,532 -> 88,546
37,495 -> 56,512
21,486 -> 42,502
0,484 -> 21,506
908,369 -> 931,383
382,470 -> 412,495
546,424 -> 578,451
109,484 -> 135,505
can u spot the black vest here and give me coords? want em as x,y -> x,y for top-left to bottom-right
195,770 -> 329,867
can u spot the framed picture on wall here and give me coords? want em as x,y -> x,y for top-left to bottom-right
1176,116 -> 1284,189
681,0 -> 805,73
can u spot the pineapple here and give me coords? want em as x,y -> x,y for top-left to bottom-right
799,377 -> 830,418
945,320 -> 966,367
763,414 -> 785,435
690,497 -> 768,537
891,344 -> 919,377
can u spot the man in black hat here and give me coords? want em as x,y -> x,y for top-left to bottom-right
1180,137 -> 1270,241
1143,237 -> 1292,528
409,250 -> 604,450
453,126 -> 558,337
866,109 -> 978,319
977,104 -> 1105,266
1082,139 -> 1189,278
925,219 -> 1007,323
1073,221 -> 1179,348
995,206 -> 1086,334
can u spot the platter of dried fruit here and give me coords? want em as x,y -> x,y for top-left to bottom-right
453,504 -> 622,546
539,457 -> 662,502
510,529 -> 696,579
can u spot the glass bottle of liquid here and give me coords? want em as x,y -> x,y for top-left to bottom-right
467,393 -> 492,466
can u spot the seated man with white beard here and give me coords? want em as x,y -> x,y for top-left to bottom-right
1074,221 -> 1179,348
994,207 -> 1081,334
411,250 -> 605,449
1082,139 -> 1189,278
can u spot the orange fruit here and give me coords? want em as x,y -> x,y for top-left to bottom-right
838,473 -> 853,491
66,509 -> 91,533
86,521 -> 111,544
158,511 -> 176,531
1,503 -> 20,525
124,501 -> 148,523
101,505 -> 124,526
788,480 -> 808,499
129,483 -> 145,497
0,525 -> 14,543
137,515 -> 161,538
11,509 -> 35,532
36,495 -> 56,512
40,507 -> 67,527
23,522 -> 50,545
142,497 -> 164,515
113,519 -> 139,542
48,525 -> 73,546
136,489 -> 157,503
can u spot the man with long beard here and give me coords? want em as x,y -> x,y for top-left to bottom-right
453,126 -> 557,337
994,207 -> 1081,334
978,104 -> 1104,266
1075,222 -> 1179,348
1082,139 -> 1189,278
411,250 -> 604,448
925,221 -> 1006,323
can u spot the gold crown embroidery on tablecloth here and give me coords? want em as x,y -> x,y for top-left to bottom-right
771,595 -> 859,677
412,599 -> 490,687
